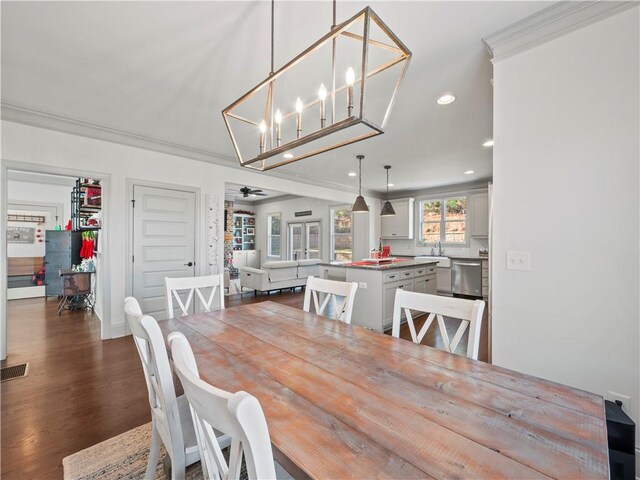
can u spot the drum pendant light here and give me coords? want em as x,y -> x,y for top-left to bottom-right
352,155 -> 369,213
380,165 -> 396,216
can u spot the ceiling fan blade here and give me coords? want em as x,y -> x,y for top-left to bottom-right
254,192 -> 267,196
250,189 -> 263,193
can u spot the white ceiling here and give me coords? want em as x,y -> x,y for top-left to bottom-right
1,1 -> 550,194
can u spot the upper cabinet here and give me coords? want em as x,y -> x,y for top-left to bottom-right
381,198 -> 414,239
470,192 -> 489,237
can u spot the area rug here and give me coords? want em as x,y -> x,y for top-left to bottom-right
62,422 -> 246,480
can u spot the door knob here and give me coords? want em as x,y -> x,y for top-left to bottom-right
184,261 -> 194,267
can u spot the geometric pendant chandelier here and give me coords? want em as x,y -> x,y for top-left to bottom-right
222,2 -> 412,171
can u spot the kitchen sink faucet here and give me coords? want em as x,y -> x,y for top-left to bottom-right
430,241 -> 445,256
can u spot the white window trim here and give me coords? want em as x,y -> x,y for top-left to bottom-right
417,195 -> 469,247
329,204 -> 353,262
266,211 -> 282,259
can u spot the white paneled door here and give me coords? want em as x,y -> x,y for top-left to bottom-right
288,221 -> 321,260
132,185 -> 196,319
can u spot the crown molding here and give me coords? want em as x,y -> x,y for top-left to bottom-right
483,1 -> 638,63
389,178 -> 492,200
1,102 -> 383,199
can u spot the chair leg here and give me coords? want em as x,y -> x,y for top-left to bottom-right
146,421 -> 161,480
170,452 -> 186,480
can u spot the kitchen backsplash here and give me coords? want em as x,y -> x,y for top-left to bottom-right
383,237 -> 489,257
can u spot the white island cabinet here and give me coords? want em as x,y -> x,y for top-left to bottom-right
321,260 -> 437,332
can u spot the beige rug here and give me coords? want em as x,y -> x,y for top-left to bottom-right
62,422 -> 204,480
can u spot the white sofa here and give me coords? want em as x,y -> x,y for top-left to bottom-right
240,259 -> 322,294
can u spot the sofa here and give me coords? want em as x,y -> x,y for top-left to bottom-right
240,259 -> 322,294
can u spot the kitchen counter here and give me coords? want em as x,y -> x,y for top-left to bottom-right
319,259 -> 437,271
318,261 -> 438,332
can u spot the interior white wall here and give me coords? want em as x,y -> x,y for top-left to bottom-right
7,209 -> 52,258
0,120 -> 365,344
253,196 -> 360,263
8,179 -> 71,226
491,6 -> 639,449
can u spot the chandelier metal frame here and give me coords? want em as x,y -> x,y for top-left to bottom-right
222,2 -> 411,171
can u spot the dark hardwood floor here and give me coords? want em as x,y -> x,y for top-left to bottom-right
1,288 -> 488,479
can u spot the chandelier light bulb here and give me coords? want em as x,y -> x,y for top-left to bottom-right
345,67 -> 355,86
318,83 -> 327,101
346,67 -> 355,117
275,109 -> 282,124
259,120 -> 267,133
295,97 -> 303,113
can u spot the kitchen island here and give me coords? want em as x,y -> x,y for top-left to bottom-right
319,259 -> 438,332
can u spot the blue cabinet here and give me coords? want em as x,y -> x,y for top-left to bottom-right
44,231 -> 81,297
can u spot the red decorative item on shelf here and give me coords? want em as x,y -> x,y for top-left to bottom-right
65,220 -> 72,230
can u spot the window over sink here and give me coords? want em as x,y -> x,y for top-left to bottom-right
419,196 -> 467,245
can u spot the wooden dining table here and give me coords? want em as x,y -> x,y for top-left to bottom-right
159,301 -> 609,479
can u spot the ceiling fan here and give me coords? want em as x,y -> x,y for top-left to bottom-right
239,186 -> 267,198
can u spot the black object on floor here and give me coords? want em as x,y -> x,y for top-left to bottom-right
1,363 -> 29,382
605,399 -> 635,480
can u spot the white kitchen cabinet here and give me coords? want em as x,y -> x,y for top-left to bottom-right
320,265 -> 347,281
380,198 -> 414,239
344,263 -> 437,332
470,192 -> 489,237
233,250 -> 260,269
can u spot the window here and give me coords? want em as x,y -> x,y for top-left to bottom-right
419,196 -> 467,245
330,206 -> 352,261
267,213 -> 281,258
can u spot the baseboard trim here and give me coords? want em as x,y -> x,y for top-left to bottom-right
110,323 -> 127,338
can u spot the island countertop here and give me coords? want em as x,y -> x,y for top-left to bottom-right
319,258 -> 437,271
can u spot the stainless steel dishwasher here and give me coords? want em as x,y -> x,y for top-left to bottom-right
451,259 -> 482,297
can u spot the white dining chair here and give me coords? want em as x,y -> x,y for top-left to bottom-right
165,273 -> 225,319
168,331 -> 282,480
124,298 -> 229,479
391,290 -> 485,360
303,276 -> 358,324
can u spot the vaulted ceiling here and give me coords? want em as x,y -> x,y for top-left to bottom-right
1,1 -> 550,193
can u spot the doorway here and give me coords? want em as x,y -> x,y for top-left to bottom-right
131,184 -> 197,320
1,163 -> 111,361
288,221 -> 321,260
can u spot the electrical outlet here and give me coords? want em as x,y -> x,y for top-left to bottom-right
358,282 -> 367,289
506,251 -> 531,271
607,391 -> 631,409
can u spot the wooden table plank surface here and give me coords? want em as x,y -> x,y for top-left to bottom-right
159,301 -> 608,480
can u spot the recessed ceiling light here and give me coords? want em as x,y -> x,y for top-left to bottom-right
483,139 -> 494,147
437,94 -> 456,105
348,172 -> 357,177
387,183 -> 394,187
464,170 -> 474,175
283,152 -> 294,159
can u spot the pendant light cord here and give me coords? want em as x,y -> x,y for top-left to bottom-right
270,0 -> 275,74
386,168 -> 389,200
358,156 -> 363,195
332,0 -> 336,27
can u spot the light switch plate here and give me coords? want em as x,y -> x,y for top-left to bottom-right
358,282 -> 367,289
506,251 -> 531,271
